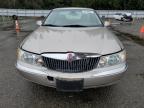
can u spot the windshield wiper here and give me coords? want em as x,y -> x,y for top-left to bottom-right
62,25 -> 89,27
42,24 -> 61,27
42,24 -> 101,27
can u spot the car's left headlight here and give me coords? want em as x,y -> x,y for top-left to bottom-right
17,48 -> 43,66
98,50 -> 126,68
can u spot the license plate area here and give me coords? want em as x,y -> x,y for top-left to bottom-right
56,79 -> 84,92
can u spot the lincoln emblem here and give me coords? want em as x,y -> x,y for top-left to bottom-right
67,53 -> 75,63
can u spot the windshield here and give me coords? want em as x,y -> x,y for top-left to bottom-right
43,9 -> 103,27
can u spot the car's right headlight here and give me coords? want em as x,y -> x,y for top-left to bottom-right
98,50 -> 126,68
17,48 -> 43,66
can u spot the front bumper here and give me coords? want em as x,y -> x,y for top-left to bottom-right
16,61 -> 127,90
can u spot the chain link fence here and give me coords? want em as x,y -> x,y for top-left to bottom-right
0,8 -> 144,18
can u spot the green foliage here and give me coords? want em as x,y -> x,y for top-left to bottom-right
0,0 -> 143,10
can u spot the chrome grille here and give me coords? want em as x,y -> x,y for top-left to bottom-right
42,56 -> 99,73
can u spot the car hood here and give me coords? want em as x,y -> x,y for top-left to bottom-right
22,26 -> 123,55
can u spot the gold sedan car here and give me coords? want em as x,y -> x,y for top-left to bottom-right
16,8 -> 127,92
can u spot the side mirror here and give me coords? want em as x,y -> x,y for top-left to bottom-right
36,20 -> 42,26
104,21 -> 111,27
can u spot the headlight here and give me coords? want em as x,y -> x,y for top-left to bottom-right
98,50 -> 126,68
17,48 -> 43,66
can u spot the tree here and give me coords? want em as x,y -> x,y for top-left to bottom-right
0,0 -> 143,10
